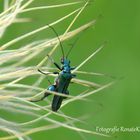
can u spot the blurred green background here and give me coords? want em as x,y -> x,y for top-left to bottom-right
1,0 -> 140,140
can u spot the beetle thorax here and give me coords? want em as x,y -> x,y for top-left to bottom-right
62,59 -> 71,73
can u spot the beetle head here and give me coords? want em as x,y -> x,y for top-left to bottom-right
61,58 -> 70,65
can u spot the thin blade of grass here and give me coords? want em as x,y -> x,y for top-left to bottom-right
21,1 -> 83,13
0,7 -> 82,50
72,43 -> 105,73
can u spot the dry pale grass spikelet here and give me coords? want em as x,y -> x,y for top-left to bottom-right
0,0 -> 113,139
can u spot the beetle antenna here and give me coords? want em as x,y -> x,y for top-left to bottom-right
66,37 -> 79,59
66,25 -> 92,59
47,24 -> 65,58
66,29 -> 87,58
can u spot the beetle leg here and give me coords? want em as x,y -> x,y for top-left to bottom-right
71,66 -> 76,70
47,54 -> 62,70
46,84 -> 56,97
29,85 -> 56,102
38,69 -> 59,75
71,74 -> 76,78
48,85 -> 56,91
29,94 -> 48,102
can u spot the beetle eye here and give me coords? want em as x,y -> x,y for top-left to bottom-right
61,58 -> 64,64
